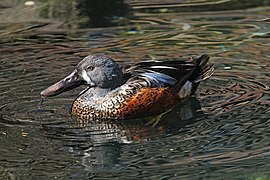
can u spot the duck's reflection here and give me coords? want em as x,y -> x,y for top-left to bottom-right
75,97 -> 203,172
79,143 -> 122,173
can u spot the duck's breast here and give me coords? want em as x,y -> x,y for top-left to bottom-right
71,82 -> 179,120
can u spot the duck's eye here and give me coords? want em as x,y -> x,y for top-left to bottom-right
86,66 -> 94,71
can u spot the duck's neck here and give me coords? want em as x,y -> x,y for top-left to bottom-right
79,77 -> 126,100
80,86 -> 114,99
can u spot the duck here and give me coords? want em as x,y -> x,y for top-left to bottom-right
41,53 -> 214,120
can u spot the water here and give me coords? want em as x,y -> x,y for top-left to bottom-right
1,0 -> 270,179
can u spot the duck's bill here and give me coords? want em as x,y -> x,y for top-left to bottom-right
41,70 -> 83,97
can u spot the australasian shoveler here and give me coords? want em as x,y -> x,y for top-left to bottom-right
41,54 -> 214,120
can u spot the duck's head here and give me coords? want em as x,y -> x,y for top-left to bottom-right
41,54 -> 124,97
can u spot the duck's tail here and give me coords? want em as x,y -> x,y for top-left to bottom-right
173,54 -> 214,98
192,54 -> 214,82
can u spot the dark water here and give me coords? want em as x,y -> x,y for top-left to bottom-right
1,0 -> 270,179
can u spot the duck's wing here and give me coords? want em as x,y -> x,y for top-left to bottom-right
123,54 -> 214,93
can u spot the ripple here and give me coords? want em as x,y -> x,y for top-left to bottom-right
199,72 -> 270,116
0,1 -> 270,179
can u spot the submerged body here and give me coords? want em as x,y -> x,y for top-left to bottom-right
41,54 -> 214,120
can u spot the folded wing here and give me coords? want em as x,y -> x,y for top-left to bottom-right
123,54 -> 214,95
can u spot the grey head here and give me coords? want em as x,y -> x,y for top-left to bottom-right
77,54 -> 124,88
41,54 -> 125,97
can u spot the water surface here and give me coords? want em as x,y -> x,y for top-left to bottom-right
0,0 -> 270,179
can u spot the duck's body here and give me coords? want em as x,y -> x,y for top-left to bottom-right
72,81 -> 177,120
41,54 -> 214,120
